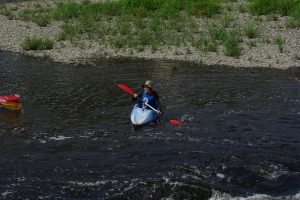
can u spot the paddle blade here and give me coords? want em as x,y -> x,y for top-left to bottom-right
118,83 -> 134,96
1,102 -> 22,110
169,119 -> 182,125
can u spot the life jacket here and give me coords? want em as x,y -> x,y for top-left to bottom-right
138,91 -> 157,109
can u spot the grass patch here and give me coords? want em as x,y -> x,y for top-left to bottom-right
247,40 -> 257,49
237,3 -> 247,13
266,14 -> 278,21
248,0 -> 299,16
223,30 -> 242,58
294,55 -> 300,60
220,12 -> 235,28
18,6 -> 52,26
203,42 -> 218,53
248,0 -> 300,27
285,17 -> 300,28
243,21 -> 260,38
248,56 -> 253,62
207,24 -> 242,58
274,36 -> 285,53
21,36 -> 54,51
208,24 -> 228,42
0,5 -> 14,20
171,63 -> 179,70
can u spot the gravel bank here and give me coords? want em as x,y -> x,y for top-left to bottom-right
0,0 -> 299,68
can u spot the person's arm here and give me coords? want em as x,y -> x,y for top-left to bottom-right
132,92 -> 142,101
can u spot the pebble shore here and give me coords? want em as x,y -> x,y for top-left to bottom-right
0,0 -> 299,69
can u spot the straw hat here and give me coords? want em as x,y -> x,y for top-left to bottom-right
141,80 -> 153,90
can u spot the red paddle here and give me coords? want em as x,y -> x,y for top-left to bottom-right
118,83 -> 182,125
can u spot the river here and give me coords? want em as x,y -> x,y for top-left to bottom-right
1,51 -> 300,199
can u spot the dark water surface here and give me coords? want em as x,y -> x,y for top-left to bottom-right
1,51 -> 300,199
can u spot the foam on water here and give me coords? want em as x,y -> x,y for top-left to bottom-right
210,190 -> 300,200
49,136 -> 72,141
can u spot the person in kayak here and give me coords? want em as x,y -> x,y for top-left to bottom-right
132,80 -> 162,114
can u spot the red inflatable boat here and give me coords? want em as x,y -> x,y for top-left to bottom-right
0,94 -> 20,103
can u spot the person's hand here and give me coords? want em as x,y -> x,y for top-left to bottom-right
157,110 -> 161,114
133,93 -> 138,98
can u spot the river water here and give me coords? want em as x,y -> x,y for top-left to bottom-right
1,51 -> 300,199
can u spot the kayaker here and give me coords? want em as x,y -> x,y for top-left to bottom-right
132,80 -> 162,114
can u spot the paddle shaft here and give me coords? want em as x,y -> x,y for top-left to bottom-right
137,97 -> 169,121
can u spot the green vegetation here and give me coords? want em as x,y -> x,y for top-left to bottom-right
171,63 -> 179,70
0,4 -> 14,19
207,24 -> 243,58
21,36 -> 54,51
19,6 -> 52,26
0,0 -> 299,61
243,21 -> 260,38
274,36 -> 285,53
247,40 -> 257,49
285,17 -> 300,28
248,0 -> 300,28
223,30 -> 242,58
248,56 -> 253,62
10,0 -> 235,55
220,12 -> 235,28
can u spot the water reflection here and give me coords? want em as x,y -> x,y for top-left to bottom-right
0,110 -> 22,121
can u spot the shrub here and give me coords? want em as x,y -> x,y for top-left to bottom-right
21,36 -> 54,51
223,31 -> 242,58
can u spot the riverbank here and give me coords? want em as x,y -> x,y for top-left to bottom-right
0,0 -> 299,69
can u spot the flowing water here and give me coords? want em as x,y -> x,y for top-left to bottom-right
1,51 -> 300,200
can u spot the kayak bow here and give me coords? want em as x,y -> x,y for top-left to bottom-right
0,94 -> 20,103
130,104 -> 159,125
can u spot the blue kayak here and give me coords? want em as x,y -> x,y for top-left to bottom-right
130,104 -> 159,126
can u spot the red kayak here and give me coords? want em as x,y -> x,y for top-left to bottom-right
0,94 -> 20,103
